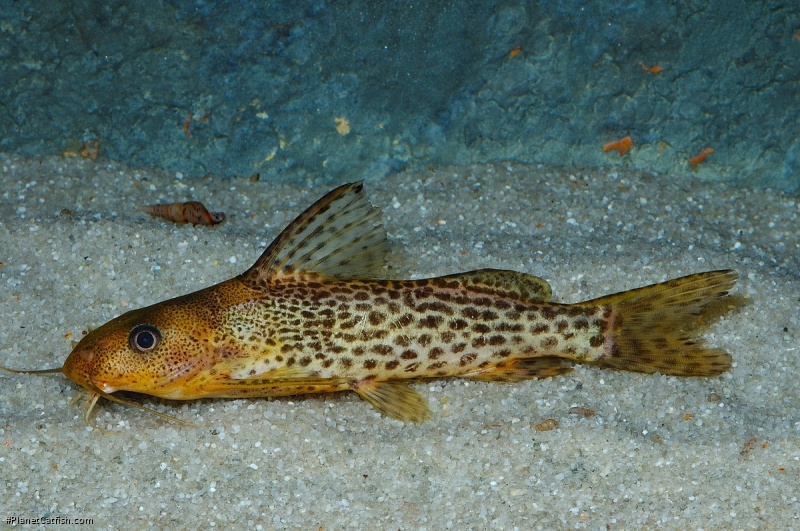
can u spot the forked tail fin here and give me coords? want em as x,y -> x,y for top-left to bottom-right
587,270 -> 738,376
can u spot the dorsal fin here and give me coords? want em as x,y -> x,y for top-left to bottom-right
441,269 -> 553,302
240,182 -> 389,289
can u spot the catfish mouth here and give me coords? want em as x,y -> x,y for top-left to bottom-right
88,355 -> 208,399
61,344 -> 99,394
65,366 -> 198,428
61,347 -> 122,425
60,345 -> 198,427
75,384 -> 197,429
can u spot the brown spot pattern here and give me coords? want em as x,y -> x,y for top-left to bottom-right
235,276 -> 606,384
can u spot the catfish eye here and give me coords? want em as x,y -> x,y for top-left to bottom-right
129,324 -> 161,353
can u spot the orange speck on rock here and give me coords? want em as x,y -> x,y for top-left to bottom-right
603,136 -> 633,156
640,62 -> 664,74
335,116 -> 351,136
689,147 -> 714,170
509,46 -> 522,58
183,112 -> 193,138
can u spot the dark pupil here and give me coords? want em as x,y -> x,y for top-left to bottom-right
136,330 -> 155,350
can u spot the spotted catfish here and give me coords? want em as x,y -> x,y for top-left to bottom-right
2,182 -> 737,424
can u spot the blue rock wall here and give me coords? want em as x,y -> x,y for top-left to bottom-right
2,1 -> 799,191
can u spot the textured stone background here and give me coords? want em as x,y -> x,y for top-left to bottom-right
2,1 -> 799,190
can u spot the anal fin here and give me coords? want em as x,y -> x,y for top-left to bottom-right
467,357 -> 574,382
352,380 -> 431,422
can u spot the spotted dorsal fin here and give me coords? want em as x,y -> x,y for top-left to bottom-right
440,269 -> 553,302
241,182 -> 389,289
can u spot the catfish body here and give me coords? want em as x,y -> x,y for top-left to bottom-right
23,183 -> 738,423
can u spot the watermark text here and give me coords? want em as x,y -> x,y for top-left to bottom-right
6,516 -> 93,525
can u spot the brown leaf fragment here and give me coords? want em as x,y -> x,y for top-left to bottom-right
139,201 -> 225,226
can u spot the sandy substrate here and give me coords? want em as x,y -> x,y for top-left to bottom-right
1,153 -> 798,529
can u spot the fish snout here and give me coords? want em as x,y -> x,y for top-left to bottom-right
62,343 -> 100,392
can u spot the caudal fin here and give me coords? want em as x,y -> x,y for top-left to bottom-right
588,270 -> 737,377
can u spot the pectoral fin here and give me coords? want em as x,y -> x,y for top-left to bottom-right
197,365 -> 350,397
352,379 -> 431,422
